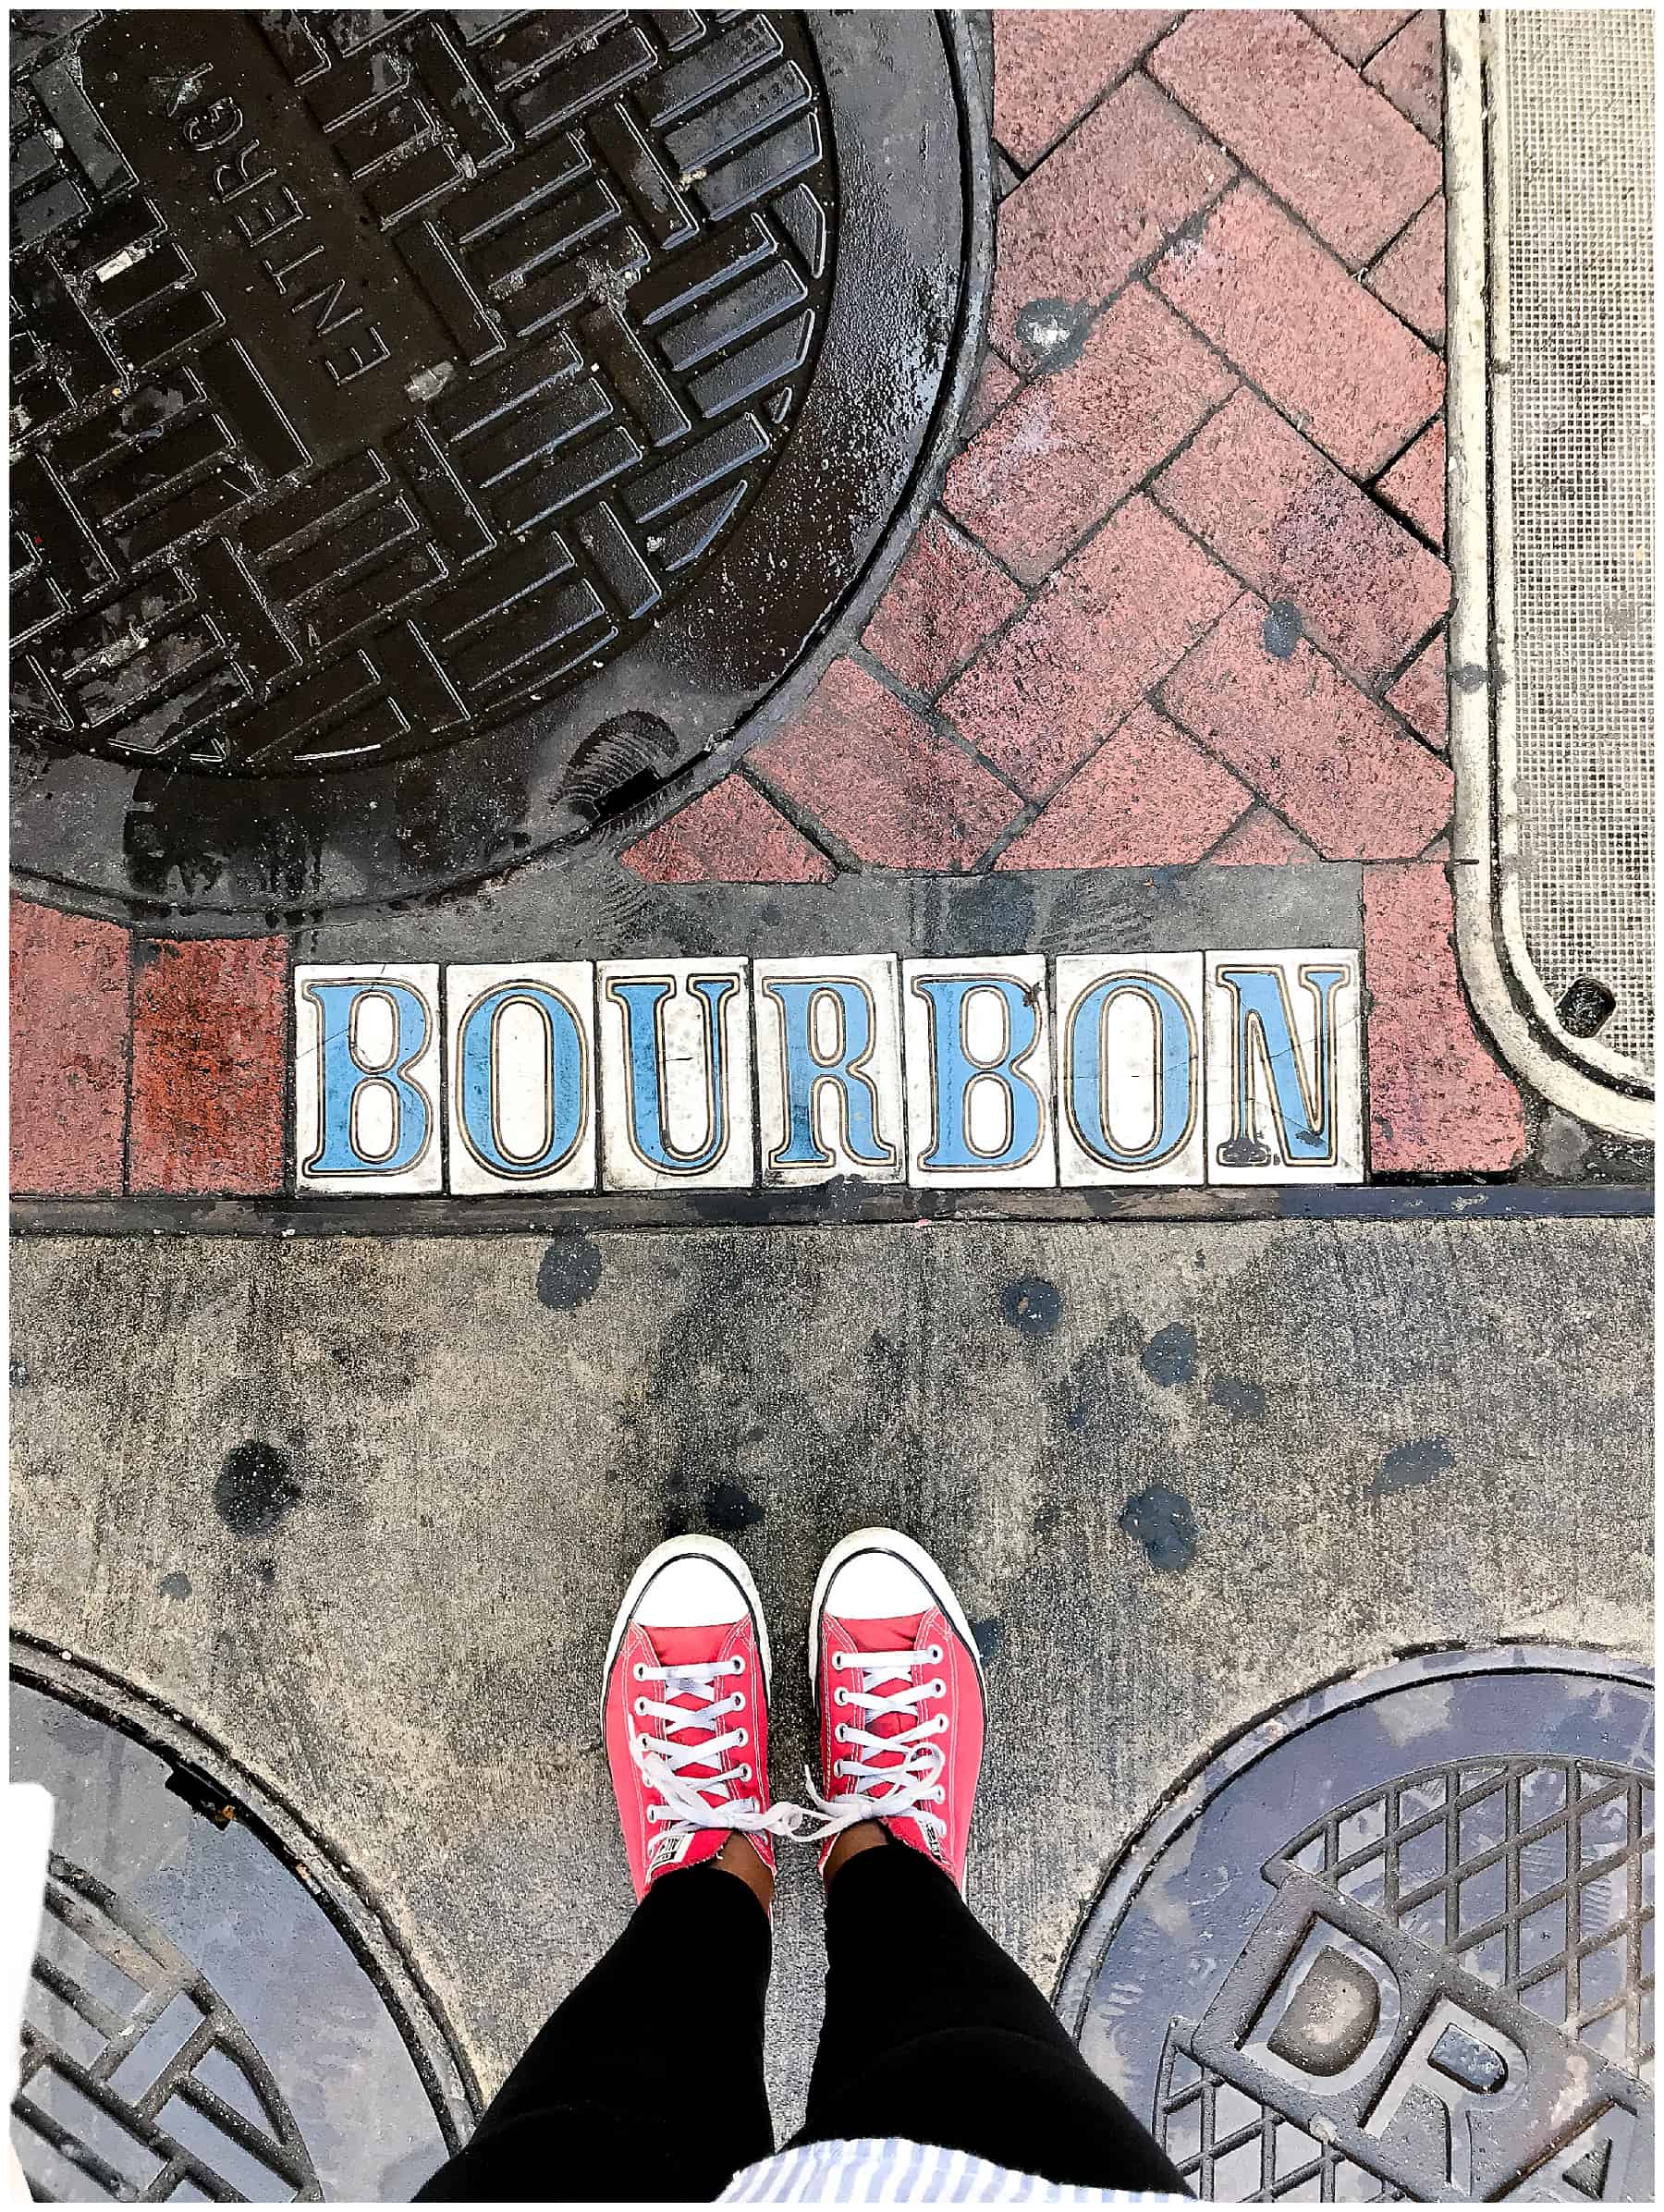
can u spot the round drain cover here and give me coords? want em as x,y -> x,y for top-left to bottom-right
10,9 -> 985,914
10,1662 -> 469,2201
1058,1648 -> 1655,2202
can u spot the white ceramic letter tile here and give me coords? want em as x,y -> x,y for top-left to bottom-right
1056,953 -> 1205,1186
902,956 -> 1056,1188
1204,948 -> 1364,1185
753,955 -> 905,1187
598,959 -> 753,1191
295,965 -> 442,1195
446,964 -> 597,1195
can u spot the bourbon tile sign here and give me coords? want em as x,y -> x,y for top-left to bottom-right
293,952 -> 1364,1194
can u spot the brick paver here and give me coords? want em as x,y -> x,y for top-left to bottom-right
942,494 -> 1239,798
752,657 -> 1021,871
990,74 -> 1233,358
1367,193 -> 1445,346
1365,13 -> 1444,140
996,702 -> 1252,869
1299,10 -> 1413,67
1162,593 -> 1453,859
1385,632 -> 1448,750
947,284 -> 1235,581
1153,388 -> 1449,688
1152,184 -> 1443,474
1150,10 -> 1439,267
1211,805 -> 1320,864
963,352 -> 1022,441
129,937 -> 288,1196
1376,417 -> 1446,547
1363,865 -> 1526,1173
862,514 -> 1027,697
992,9 -> 1177,165
620,776 -> 834,885
11,899 -> 129,1197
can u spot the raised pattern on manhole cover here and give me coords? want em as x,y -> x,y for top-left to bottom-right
13,11 -> 834,776
9,11 -> 984,914
10,1659 -> 469,2201
1058,1649 -> 1655,2202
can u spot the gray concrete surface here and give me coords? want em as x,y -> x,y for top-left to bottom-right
8,1218 -> 1652,2147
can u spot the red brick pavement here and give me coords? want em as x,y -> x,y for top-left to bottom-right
623,7 -> 1522,1175
10,15 -> 1527,1192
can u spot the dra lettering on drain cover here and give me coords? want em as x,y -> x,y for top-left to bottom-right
292,952 -> 1364,1195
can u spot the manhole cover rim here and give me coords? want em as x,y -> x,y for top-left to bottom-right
1055,1639 -> 1654,2036
10,9 -> 992,922
10,1632 -> 479,2153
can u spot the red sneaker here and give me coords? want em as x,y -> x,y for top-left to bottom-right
805,1528 -> 986,1889
602,1535 -> 800,1900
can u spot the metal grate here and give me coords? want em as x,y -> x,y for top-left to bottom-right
1150,1754 -> 1655,2200
1499,9 -> 1655,1079
15,1855 -> 320,2202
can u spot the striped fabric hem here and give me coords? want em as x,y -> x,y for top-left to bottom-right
717,2137 -> 1188,2205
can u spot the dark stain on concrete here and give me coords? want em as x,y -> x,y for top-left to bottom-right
1120,1485 -> 1199,1572
1209,1375 -> 1266,1421
214,1441 -> 301,1535
256,1558 -> 276,1584
972,1616 -> 1006,1666
1142,1323 -> 1197,1387
1370,1436 -> 1455,1496
537,1235 -> 603,1313
9,1358 -> 28,1388
1263,599 -> 1303,659
1034,1497 -> 1063,1538
705,1480 -> 765,1534
158,1570 -> 191,1600
1001,1275 -> 1062,1338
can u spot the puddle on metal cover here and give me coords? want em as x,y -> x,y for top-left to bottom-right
1059,1648 -> 1654,2201
10,1678 -> 454,2202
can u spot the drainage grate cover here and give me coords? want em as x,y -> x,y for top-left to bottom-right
9,1658 -> 470,2201
1447,13 -> 1655,1139
8,10 -> 985,915
1058,1649 -> 1654,2202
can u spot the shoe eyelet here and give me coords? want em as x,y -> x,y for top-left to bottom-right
733,1693 -> 745,1712
931,1679 -> 946,1699
632,1663 -> 647,1680
834,1687 -> 848,1705
736,1764 -> 752,1783
733,1726 -> 748,1747
830,1651 -> 845,1670
730,1655 -> 746,1674
835,1723 -> 848,1742
926,1645 -> 942,1664
633,1697 -> 649,1717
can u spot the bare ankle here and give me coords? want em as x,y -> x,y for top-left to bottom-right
824,1819 -> 888,1888
713,1831 -> 775,1914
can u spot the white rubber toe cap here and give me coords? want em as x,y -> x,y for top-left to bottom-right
822,1545 -> 933,1621
635,1553 -> 749,1627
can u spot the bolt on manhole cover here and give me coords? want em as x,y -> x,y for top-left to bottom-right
1058,1648 -> 1655,2202
9,9 -> 987,915
10,1654 -> 472,2201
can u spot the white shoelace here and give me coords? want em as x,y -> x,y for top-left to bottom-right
799,1644 -> 948,1847
630,1656 -> 809,1850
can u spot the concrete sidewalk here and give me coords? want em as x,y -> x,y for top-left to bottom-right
11,1212 -> 1650,2140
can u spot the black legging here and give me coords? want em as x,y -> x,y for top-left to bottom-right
419,1837 -> 1187,2202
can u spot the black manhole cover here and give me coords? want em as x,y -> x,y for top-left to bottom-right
1058,1648 -> 1655,2202
9,9 -> 987,915
10,1652 -> 471,2201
